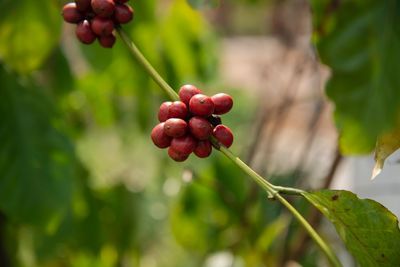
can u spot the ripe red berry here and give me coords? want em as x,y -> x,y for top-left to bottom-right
179,84 -> 202,106
158,101 -> 172,122
169,101 -> 188,120
62,3 -> 83,24
211,93 -> 233,115
170,135 -> 197,155
91,16 -> 114,36
189,94 -> 215,117
164,118 -> 188,138
189,116 -> 212,140
98,34 -> 116,48
76,20 -> 97,44
75,0 -> 91,12
91,0 -> 115,18
213,125 -> 233,148
114,4 -> 134,24
194,140 -> 212,158
151,123 -> 172,149
168,147 -> 189,162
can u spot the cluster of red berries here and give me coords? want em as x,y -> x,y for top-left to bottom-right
151,85 -> 234,162
62,0 -> 134,48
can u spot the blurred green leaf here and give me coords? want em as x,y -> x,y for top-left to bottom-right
303,190 -> 400,267
311,0 -> 400,154
187,0 -> 219,9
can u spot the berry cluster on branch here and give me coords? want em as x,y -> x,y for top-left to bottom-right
151,85 -> 234,162
62,0 -> 134,48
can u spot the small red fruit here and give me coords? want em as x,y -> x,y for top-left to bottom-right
75,0 -> 91,12
179,84 -> 202,106
91,0 -> 115,18
76,20 -> 96,44
189,94 -> 215,117
91,16 -> 114,36
194,140 -> 212,158
114,4 -> 134,24
62,3 -> 83,24
151,123 -> 172,149
213,125 -> 233,148
189,116 -> 212,140
158,101 -> 172,122
164,118 -> 188,138
170,135 -> 197,155
168,147 -> 189,162
169,101 -> 188,119
98,34 -> 116,48
211,93 -> 233,115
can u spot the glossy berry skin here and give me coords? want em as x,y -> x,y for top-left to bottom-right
211,93 -> 233,115
170,135 -> 197,155
91,16 -> 114,36
91,0 -> 115,18
189,116 -> 212,140
62,3 -> 83,23
194,140 -> 212,158
213,125 -> 234,148
189,94 -> 215,117
76,20 -> 96,44
151,123 -> 172,149
169,101 -> 188,120
179,84 -> 202,106
114,4 -> 133,24
98,34 -> 116,48
158,101 -> 172,122
168,147 -> 189,162
75,0 -> 91,12
164,118 -> 188,138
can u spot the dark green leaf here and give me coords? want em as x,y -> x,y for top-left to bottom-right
303,190 -> 400,267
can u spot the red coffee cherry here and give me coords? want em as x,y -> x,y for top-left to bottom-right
114,4 -> 134,24
179,84 -> 202,106
75,0 -> 91,12
213,125 -> 233,148
169,101 -> 188,120
91,16 -> 114,36
194,140 -> 212,158
164,118 -> 188,138
158,101 -> 172,122
168,147 -> 189,162
91,0 -> 115,18
151,123 -> 172,149
170,135 -> 197,155
76,20 -> 96,44
62,3 -> 83,24
189,116 -> 212,140
189,94 -> 215,117
98,34 -> 116,48
211,93 -> 233,115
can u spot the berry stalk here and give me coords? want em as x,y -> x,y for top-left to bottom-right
115,26 -> 342,267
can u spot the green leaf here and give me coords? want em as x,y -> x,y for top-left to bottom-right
311,0 -> 400,154
0,67 -> 76,226
0,1 -> 60,73
303,190 -> 400,267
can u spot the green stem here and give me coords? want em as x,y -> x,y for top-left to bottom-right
116,27 -> 342,267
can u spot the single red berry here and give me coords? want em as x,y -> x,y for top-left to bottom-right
194,140 -> 212,158
169,101 -> 188,120
189,116 -> 213,140
76,20 -> 97,44
98,34 -> 116,48
170,135 -> 197,155
62,3 -> 84,24
189,94 -> 215,117
211,93 -> 233,115
158,101 -> 172,122
114,4 -> 134,24
207,115 -> 222,127
168,147 -> 189,162
151,123 -> 172,149
75,0 -> 91,12
91,16 -> 114,36
164,118 -> 188,138
213,125 -> 233,148
91,0 -> 115,18
179,84 -> 202,106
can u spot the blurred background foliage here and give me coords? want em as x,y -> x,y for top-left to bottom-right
1,0 -> 399,266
